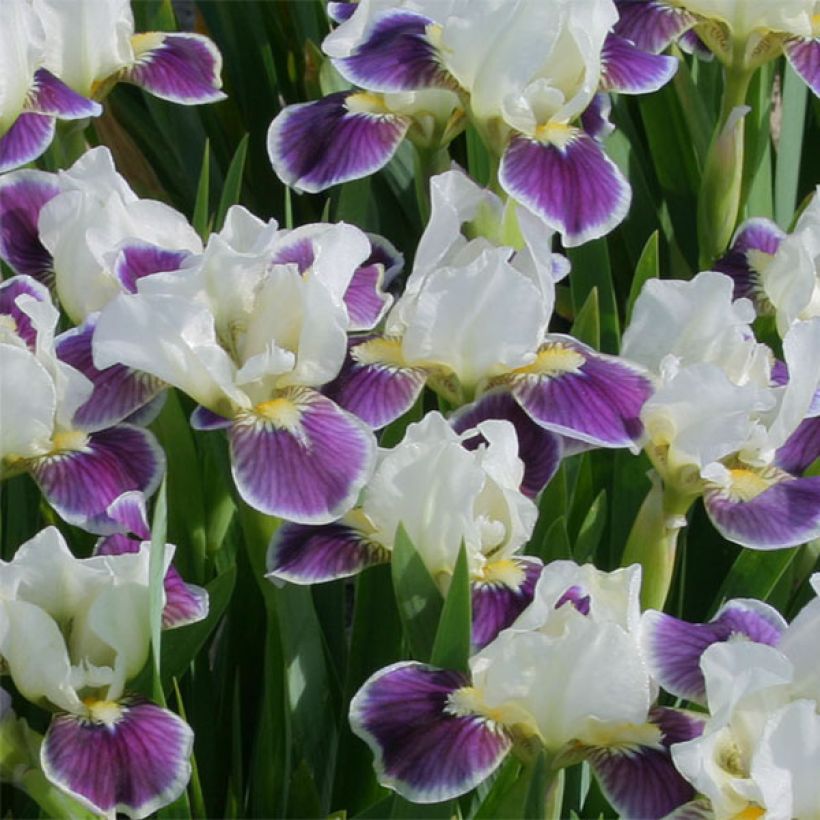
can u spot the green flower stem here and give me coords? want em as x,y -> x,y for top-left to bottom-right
621,473 -> 697,611
413,145 -> 452,224
19,769 -> 100,819
697,63 -> 754,269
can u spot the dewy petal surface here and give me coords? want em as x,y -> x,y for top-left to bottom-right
41,696 -> 193,819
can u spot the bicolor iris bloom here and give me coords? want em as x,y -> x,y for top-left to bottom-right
92,206 -> 397,524
660,575 -> 820,818
269,0 -> 679,245
0,527 -> 207,818
622,271 -> 820,550
0,0 -> 101,173
350,561 -> 702,818
327,169 -> 653,455
0,276 -> 165,533
267,411 -> 541,650
615,0 -> 820,92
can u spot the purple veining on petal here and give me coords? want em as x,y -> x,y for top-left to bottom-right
229,388 -> 375,524
452,389 -> 562,498
113,243 -> 193,293
580,93 -> 614,142
587,706 -> 702,819
267,92 -> 410,193
508,339 -> 651,449
125,33 -> 226,104
678,29 -> 713,60
0,275 -> 51,348
105,490 -> 151,539
270,237 -> 315,272
30,424 -> 165,534
190,404 -> 233,431
784,37 -> 820,97
324,336 -> 427,430
0,170 -> 58,282
0,113 -> 55,174
27,69 -> 102,119
613,1 -> 696,54
555,584 -> 592,616
600,33 -> 678,94
366,233 -> 404,286
704,474 -> 820,550
345,263 -> 393,330
334,10 -> 454,92
471,558 -> 543,650
642,600 -> 785,702
499,132 -> 631,247
776,417 -> 820,475
713,217 -> 784,303
266,519 -> 388,584
56,316 -> 166,430
349,662 -> 511,803
41,696 -> 193,817
160,566 -> 209,628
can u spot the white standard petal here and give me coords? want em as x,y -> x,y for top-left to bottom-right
33,0 -> 135,96
400,245 -> 547,389
0,0 -> 45,132
679,0 -> 813,39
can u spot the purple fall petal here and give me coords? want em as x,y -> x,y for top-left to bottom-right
105,490 -> 151,539
30,424 -> 165,534
613,1 -> 696,54
160,566 -> 209,629
344,263 -> 393,331
642,600 -> 785,702
600,33 -> 678,94
776,416 -> 820,475
125,33 -> 226,104
229,388 -> 375,524
713,217 -> 784,303
328,2 -> 357,23
471,558 -> 543,650
266,519 -> 388,584
0,275 -> 51,348
267,92 -> 409,193
366,233 -> 404,286
113,243 -> 193,293
0,171 -> 58,282
27,69 -> 101,119
452,390 -> 562,498
784,37 -> 820,97
507,338 -> 651,449
704,474 -> 820,550
0,113 -> 56,179
580,94 -> 614,142
190,404 -> 232,431
587,707 -> 702,819
350,662 -> 511,803
56,317 -> 166,430
41,696 -> 193,817
499,132 -> 631,247
324,336 -> 427,430
334,10 -> 454,92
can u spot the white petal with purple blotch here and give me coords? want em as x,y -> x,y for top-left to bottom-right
266,517 -> 388,584
587,707 -> 703,820
268,92 -> 409,193
190,405 -> 233,431
0,113 -> 55,174
349,662 -> 511,804
506,336 -> 651,449
125,32 -> 226,104
641,599 -> 786,702
324,336 -> 427,429
30,424 -> 165,534
613,1 -> 696,54
41,696 -> 193,819
471,557 -> 543,651
334,10 -> 454,92
703,469 -> 820,549
0,170 -> 58,282
580,93 -> 615,142
600,33 -> 678,94
776,416 -> 820,475
112,242 -> 194,293
784,37 -> 820,97
344,263 -> 394,331
105,491 -> 151,539
27,69 -> 101,119
0,275 -> 51,349
452,390 -> 562,499
229,388 -> 375,524
56,315 -> 166,430
499,131 -> 631,247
